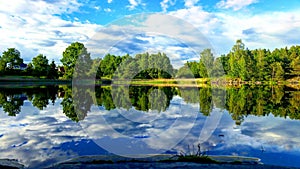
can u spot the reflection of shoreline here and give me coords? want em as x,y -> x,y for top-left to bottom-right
109,78 -> 300,89
0,80 -> 71,87
1,84 -> 300,124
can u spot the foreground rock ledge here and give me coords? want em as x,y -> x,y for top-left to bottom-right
0,159 -> 24,169
44,155 -> 297,169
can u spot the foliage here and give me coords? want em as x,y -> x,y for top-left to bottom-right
0,86 -> 58,116
175,40 -> 300,81
98,54 -> 122,79
1,48 -> 23,69
222,40 -> 300,81
47,61 -> 59,79
176,64 -> 194,78
32,54 -> 49,77
200,49 -> 214,78
111,52 -> 175,80
2,40 -> 300,82
60,42 -> 87,79
73,47 -> 93,79
25,63 -> 34,75
177,62 -> 199,78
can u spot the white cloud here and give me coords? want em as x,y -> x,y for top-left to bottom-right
127,0 -> 139,10
160,0 -> 176,12
0,100 -> 87,168
0,0 -> 101,63
184,0 -> 199,8
169,6 -> 219,35
215,10 -> 300,52
108,0 -> 113,3
216,0 -> 258,11
86,14 -> 213,68
167,5 -> 300,55
79,97 -> 200,156
1,0 -> 300,64
104,8 -> 112,12
0,0 -> 81,15
169,6 -> 224,54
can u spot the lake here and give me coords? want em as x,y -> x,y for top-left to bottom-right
1,84 -> 300,168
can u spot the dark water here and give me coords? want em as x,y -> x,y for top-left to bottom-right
1,84 -> 300,168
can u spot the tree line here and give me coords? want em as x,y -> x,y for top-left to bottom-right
0,48 -> 59,78
177,39 -> 300,81
221,39 -> 300,81
1,40 -> 300,81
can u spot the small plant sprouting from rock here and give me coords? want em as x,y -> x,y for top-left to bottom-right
178,144 -> 206,157
176,144 -> 218,163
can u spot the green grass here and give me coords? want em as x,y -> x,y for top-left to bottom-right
0,75 -> 71,85
0,75 -> 39,79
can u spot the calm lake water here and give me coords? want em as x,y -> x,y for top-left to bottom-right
1,84 -> 300,168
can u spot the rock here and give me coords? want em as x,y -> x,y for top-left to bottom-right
0,159 -> 24,169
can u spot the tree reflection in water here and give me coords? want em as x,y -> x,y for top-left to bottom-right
0,85 -> 300,125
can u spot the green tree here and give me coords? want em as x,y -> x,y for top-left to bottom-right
159,53 -> 174,78
219,54 -> 229,75
187,61 -> 200,78
61,42 -> 86,79
32,54 -> 49,77
252,49 -> 269,80
73,47 -> 93,79
270,62 -> 284,81
135,53 -> 149,79
226,40 -> 255,80
47,60 -> 58,79
212,57 -> 224,77
176,64 -> 194,78
290,57 -> 300,77
141,53 -> 174,79
199,61 -> 208,78
25,63 -> 34,76
90,58 -> 101,78
99,54 -> 122,79
1,48 -> 23,70
199,49 -> 214,77
0,60 -> 6,74
228,39 -> 245,78
123,57 -> 138,79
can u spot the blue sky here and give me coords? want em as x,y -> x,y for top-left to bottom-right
1,0 -> 300,65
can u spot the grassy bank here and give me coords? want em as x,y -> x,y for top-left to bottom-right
110,77 -> 294,87
113,78 -> 209,84
0,76 -> 71,85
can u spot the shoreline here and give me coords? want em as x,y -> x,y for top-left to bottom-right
1,76 -> 300,88
2,154 -> 295,169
